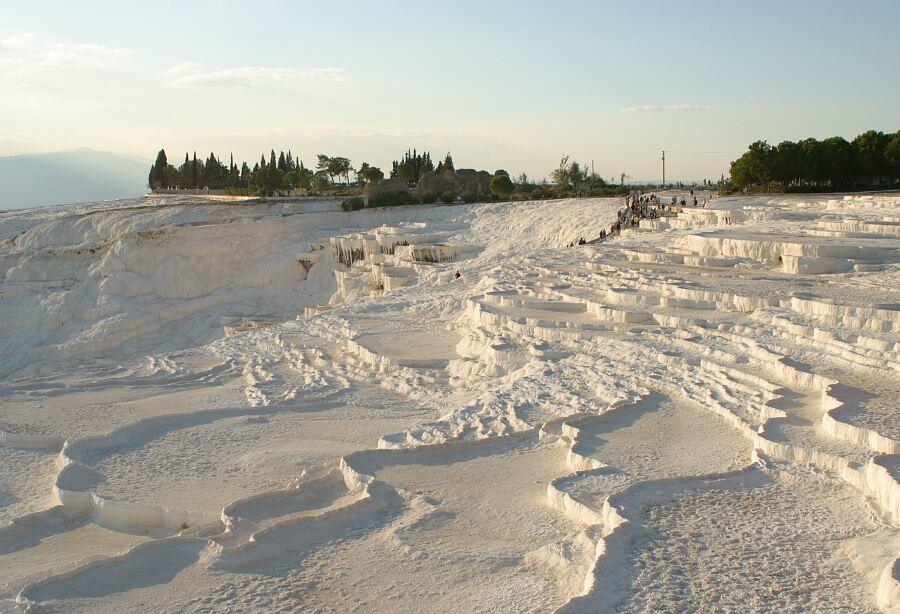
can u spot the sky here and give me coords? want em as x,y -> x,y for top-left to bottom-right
1,0 -> 898,182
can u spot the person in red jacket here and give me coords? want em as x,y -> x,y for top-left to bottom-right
454,270 -> 461,280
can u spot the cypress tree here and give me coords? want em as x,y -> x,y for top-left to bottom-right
269,150 -> 278,194
149,149 -> 168,189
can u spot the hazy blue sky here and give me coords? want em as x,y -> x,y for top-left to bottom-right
2,0 -> 898,181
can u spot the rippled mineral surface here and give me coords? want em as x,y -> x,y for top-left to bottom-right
1,193 -> 898,613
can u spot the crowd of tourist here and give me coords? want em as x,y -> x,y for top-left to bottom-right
569,189 -> 710,247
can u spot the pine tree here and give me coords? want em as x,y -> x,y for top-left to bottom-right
149,149 -> 168,189
269,150 -> 278,194
181,153 -> 190,188
205,152 -> 219,188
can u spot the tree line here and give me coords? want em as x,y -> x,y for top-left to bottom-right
148,149 -> 385,196
550,155 -> 608,191
148,145 -> 638,202
729,129 -> 900,191
388,150 -> 458,183
390,149 -> 435,183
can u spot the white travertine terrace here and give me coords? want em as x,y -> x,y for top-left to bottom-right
0,193 -> 898,612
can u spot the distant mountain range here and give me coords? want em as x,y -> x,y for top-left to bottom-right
0,148 -> 149,210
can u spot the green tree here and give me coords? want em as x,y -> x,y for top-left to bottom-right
774,141 -> 800,188
250,162 -> 261,193
586,171 -> 606,188
822,137 -> 853,187
490,173 -> 514,198
389,149 -> 435,182
395,162 -> 416,183
550,156 -> 589,191
570,162 -> 586,188
329,156 -> 352,185
853,130 -> 888,185
179,153 -> 191,189
295,167 -> 314,190
440,153 -> 454,174
357,162 -> 370,184
312,171 -> 331,191
316,154 -> 334,184
268,150 -> 279,194
748,141 -> 775,188
730,141 -> 775,189
551,155 -> 571,189
149,149 -> 168,189
729,153 -> 753,189
885,131 -> 900,182
798,138 -> 824,187
163,164 -> 178,189
203,152 -> 226,189
357,162 -> 384,184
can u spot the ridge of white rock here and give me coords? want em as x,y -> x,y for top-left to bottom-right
1,193 -> 898,612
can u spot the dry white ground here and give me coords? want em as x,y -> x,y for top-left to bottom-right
0,192 -> 898,613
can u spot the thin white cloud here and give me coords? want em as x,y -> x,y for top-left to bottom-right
165,62 -> 204,76
39,42 -> 132,68
166,65 -> 347,88
0,33 -> 131,77
621,104 -> 712,113
0,32 -> 33,50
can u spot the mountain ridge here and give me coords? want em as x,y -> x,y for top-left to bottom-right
0,148 -> 149,210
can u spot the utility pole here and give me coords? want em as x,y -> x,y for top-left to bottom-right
661,150 -> 666,187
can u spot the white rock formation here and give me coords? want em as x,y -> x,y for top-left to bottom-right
0,192 -> 898,612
